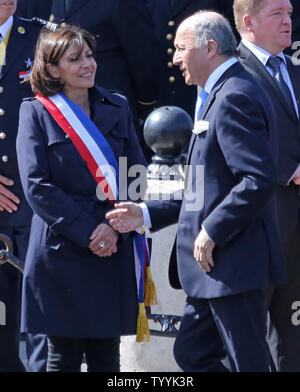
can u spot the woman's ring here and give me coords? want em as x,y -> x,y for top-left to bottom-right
99,241 -> 105,248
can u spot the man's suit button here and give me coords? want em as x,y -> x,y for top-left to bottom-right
168,20 -> 175,27
169,76 -> 175,83
0,86 -> 4,94
0,108 -> 5,116
166,34 -> 173,40
167,48 -> 174,55
2,155 -> 8,163
0,132 -> 6,140
168,62 -> 173,68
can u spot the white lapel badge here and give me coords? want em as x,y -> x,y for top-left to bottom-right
192,120 -> 210,135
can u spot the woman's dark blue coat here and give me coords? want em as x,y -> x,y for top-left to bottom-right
16,86 -> 147,338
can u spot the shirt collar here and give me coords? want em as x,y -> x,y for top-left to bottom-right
0,16 -> 13,39
241,38 -> 287,67
203,57 -> 238,94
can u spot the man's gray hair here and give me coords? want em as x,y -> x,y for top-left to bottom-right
193,11 -> 237,57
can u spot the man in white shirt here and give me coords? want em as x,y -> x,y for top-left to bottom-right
234,0 -> 300,372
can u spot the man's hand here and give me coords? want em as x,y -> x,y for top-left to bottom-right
0,175 -> 20,213
194,228 -> 216,273
89,223 -> 118,257
292,165 -> 300,185
105,202 -> 143,232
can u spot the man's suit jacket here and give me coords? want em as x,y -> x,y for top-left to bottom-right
0,16 -> 40,226
238,43 -> 300,247
148,62 -> 286,298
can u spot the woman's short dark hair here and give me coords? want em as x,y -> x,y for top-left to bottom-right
30,25 -> 97,96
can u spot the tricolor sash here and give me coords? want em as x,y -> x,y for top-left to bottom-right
36,92 -> 157,342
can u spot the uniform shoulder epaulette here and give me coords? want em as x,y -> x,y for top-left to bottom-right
109,89 -> 127,100
31,17 -> 58,31
109,89 -> 125,95
18,16 -> 32,23
23,97 -> 36,102
95,86 -> 126,104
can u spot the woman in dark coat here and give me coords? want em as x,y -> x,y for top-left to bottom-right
16,25 -> 147,372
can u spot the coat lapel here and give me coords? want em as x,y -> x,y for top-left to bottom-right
238,42 -> 298,121
186,90 -> 217,165
0,16 -> 28,80
92,104 -> 120,137
91,89 -> 122,137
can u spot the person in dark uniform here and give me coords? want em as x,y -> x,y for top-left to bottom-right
146,0 -> 233,119
49,0 -> 160,162
16,0 -> 52,20
16,25 -> 147,372
0,0 -> 47,372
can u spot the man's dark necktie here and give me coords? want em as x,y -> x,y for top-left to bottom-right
267,56 -> 295,113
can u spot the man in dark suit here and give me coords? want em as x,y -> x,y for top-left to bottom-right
49,0 -> 159,162
0,0 -> 47,371
146,0 -> 231,119
107,10 -> 286,371
233,0 -> 300,372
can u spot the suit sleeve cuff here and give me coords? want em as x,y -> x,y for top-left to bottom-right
139,202 -> 152,228
202,224 -> 214,242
